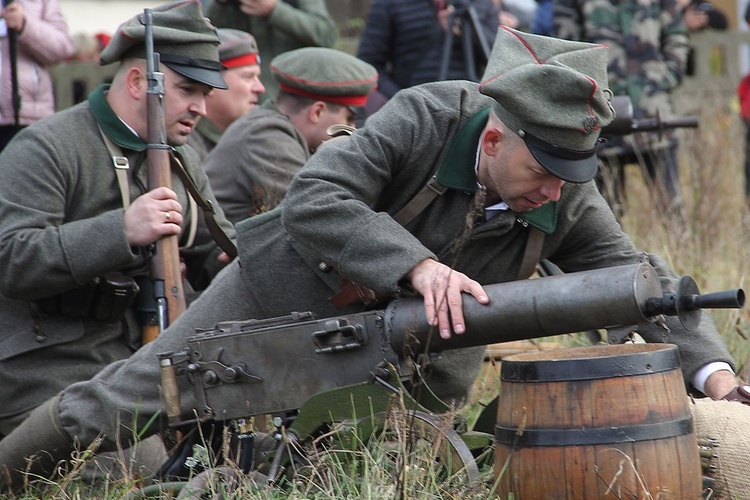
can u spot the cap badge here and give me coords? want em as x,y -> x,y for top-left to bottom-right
582,116 -> 599,134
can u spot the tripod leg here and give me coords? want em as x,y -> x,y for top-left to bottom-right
438,11 -> 457,81
467,5 -> 491,61
461,20 -> 478,82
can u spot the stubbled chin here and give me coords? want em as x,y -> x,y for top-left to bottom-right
167,134 -> 189,147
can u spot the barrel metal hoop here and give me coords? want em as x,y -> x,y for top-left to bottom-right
500,347 -> 681,382
495,415 -> 694,447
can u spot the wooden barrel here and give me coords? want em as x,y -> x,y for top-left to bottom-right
494,344 -> 702,499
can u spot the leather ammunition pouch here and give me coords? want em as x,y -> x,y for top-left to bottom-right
35,272 -> 140,323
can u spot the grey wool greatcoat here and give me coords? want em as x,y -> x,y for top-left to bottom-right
0,85 -> 235,432
54,81 -> 733,450
204,102 -> 310,224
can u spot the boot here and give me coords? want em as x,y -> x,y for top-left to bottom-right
0,393 -> 74,491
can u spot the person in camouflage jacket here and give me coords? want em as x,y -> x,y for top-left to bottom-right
554,0 -> 690,217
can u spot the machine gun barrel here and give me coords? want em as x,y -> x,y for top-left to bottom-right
688,289 -> 745,309
387,263 -> 663,354
642,275 -> 744,330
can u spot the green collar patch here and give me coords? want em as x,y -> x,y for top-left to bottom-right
89,84 -> 147,151
519,201 -> 557,234
434,107 -> 489,191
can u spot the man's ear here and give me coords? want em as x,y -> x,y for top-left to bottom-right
481,126 -> 503,157
125,65 -> 147,100
307,101 -> 327,124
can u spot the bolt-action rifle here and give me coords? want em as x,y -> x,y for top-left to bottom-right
158,263 -> 743,481
142,9 -> 186,343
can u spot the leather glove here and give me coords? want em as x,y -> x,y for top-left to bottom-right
722,384 -> 750,405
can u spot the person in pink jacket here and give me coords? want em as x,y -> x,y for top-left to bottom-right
0,0 -> 75,150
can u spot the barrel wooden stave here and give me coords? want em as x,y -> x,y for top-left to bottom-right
494,344 -> 702,499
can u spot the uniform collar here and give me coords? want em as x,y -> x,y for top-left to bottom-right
194,117 -> 224,146
88,84 -> 148,151
435,107 -> 558,234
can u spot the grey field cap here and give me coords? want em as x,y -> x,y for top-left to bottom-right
478,26 -> 615,183
100,0 -> 227,89
217,29 -> 260,67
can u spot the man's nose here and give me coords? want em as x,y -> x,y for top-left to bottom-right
541,178 -> 565,202
189,98 -> 207,117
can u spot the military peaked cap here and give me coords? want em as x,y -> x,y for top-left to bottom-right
100,0 -> 227,89
479,26 -> 615,183
218,29 -> 260,69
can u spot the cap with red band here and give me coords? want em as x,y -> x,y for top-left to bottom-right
271,47 -> 377,107
218,28 -> 260,69
223,53 -> 259,69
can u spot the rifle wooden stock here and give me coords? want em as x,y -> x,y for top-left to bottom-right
143,9 -> 186,343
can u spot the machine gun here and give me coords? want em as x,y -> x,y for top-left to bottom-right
158,263 -> 743,483
602,95 -> 699,138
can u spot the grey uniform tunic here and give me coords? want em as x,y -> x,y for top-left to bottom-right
186,118 -> 224,163
0,85 -> 235,430
56,81 -> 734,450
204,102 -> 310,224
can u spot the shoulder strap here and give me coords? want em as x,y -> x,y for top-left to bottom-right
98,126 -> 202,251
517,227 -> 544,280
392,176 -> 447,226
99,126 -> 132,210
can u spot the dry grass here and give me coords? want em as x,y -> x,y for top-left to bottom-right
617,90 -> 750,375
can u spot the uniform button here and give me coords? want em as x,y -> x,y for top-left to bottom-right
318,262 -> 333,273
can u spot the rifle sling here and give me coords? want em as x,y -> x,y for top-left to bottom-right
170,152 -> 238,259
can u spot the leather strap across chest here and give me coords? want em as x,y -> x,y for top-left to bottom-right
98,127 -> 237,258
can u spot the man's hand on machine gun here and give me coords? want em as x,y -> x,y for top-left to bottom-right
406,258 -> 489,339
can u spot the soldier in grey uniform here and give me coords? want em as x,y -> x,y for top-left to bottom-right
204,47 -> 377,223
1,25 -> 748,490
186,28 -> 265,161
0,0 -> 234,439
203,0 -> 337,101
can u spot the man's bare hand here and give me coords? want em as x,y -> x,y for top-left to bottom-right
704,369 -> 745,400
124,187 -> 183,247
406,258 -> 489,339
217,251 -> 234,264
237,0 -> 277,17
437,6 -> 461,36
1,2 -> 26,32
